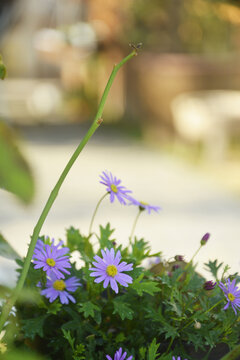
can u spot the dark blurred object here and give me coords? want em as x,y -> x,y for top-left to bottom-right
0,0 -> 18,36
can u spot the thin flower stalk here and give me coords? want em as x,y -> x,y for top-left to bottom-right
0,49 -> 138,333
129,209 -> 142,243
89,192 -> 108,235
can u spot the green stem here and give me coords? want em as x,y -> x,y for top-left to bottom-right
0,49 -> 137,332
166,337 -> 174,353
176,244 -> 202,282
220,344 -> 240,360
181,299 -> 223,331
89,192 -> 108,235
129,209 -> 142,243
185,244 -> 202,271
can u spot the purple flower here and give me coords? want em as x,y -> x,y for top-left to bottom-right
99,171 -> 133,205
32,239 -> 71,279
136,201 -> 161,214
89,248 -> 133,294
106,347 -> 133,360
219,278 -> 240,315
41,275 -> 81,304
201,233 -> 210,245
172,357 -> 188,360
204,280 -> 216,291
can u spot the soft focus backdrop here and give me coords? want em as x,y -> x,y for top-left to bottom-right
0,0 -> 240,285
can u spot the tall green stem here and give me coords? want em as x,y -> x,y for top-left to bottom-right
0,49 -> 137,332
176,244 -> 202,282
129,209 -> 142,243
89,192 -> 108,235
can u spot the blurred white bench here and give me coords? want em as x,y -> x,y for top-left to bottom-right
171,90 -> 240,160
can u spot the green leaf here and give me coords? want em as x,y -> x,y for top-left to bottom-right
0,233 -> 20,260
115,332 -> 126,343
78,301 -> 100,319
47,301 -> 62,315
98,223 -> 115,249
204,259 -> 223,279
131,238 -> 151,264
22,315 -> 46,340
62,329 -> 75,350
0,55 -> 7,80
147,338 -> 160,360
113,297 -> 134,320
139,347 -> 147,359
66,227 -> 93,262
0,121 -> 34,203
131,274 -> 160,296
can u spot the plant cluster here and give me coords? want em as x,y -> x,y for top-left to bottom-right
1,171 -> 240,360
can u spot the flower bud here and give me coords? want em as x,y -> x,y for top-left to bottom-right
201,232 -> 210,246
203,280 -> 216,291
174,255 -> 184,262
194,321 -> 201,329
172,264 -> 180,271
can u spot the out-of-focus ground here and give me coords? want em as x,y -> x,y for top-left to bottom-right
0,125 -> 239,286
0,0 -> 240,285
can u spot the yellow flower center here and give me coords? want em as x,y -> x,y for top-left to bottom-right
106,265 -> 118,277
46,258 -> 56,267
140,201 -> 148,206
53,280 -> 66,291
228,293 -> 235,302
110,184 -> 118,193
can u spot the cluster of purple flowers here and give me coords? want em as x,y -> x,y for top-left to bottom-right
30,171 -> 240,360
32,239 -> 81,304
100,171 -> 160,214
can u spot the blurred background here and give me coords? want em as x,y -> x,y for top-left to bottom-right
0,0 -> 240,285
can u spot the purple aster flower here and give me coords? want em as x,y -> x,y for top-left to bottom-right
172,357 -> 188,360
32,239 -> 71,279
204,280 -> 216,291
89,248 -> 133,294
99,171 -> 133,205
134,200 -> 161,214
219,278 -> 240,315
41,275 -> 81,304
106,347 -> 133,360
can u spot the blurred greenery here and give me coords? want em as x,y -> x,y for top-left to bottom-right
0,55 -> 6,80
124,0 -> 240,54
1,350 -> 44,360
0,121 -> 34,204
0,233 -> 20,260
